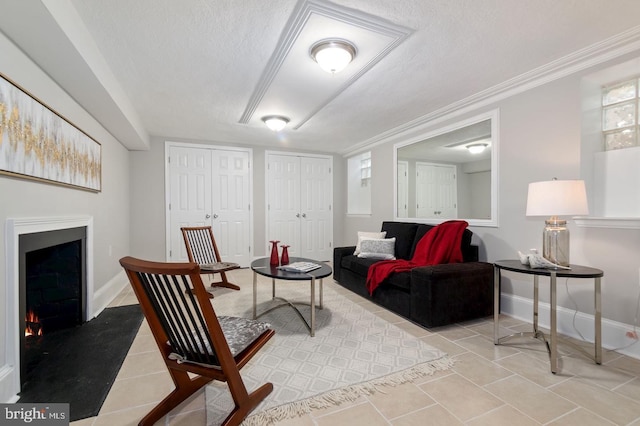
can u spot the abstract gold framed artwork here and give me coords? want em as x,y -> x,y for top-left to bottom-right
0,73 -> 102,192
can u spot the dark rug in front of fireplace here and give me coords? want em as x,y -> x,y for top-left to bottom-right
18,304 -> 144,421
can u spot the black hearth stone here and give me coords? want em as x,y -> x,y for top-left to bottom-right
18,304 -> 144,421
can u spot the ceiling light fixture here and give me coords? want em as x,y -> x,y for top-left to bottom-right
310,39 -> 357,74
466,143 -> 488,154
262,115 -> 290,132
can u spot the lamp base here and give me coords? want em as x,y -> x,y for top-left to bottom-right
543,218 -> 570,267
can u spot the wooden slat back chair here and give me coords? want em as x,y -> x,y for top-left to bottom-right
119,256 -> 274,426
181,226 -> 241,292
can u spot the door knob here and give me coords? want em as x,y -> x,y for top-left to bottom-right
302,213 -> 307,218
296,213 -> 300,218
205,214 -> 211,219
213,214 -> 219,219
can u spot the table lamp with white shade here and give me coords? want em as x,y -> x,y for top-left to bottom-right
526,179 -> 589,267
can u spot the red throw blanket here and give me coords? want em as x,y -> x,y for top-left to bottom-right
366,220 -> 469,295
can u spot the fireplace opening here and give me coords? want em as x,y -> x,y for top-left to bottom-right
19,227 -> 87,387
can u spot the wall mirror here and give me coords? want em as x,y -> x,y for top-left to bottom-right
394,110 -> 499,227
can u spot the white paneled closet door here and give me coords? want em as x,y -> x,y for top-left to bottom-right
266,152 -> 332,262
397,160 -> 409,218
211,149 -> 251,265
166,144 -> 252,266
415,162 -> 457,219
168,146 -> 212,261
299,156 -> 332,261
267,154 -> 301,257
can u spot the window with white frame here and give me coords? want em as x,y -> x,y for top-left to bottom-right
602,78 -> 638,150
579,60 -> 640,226
347,151 -> 371,215
360,154 -> 371,186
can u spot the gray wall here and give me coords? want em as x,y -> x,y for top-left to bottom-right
341,52 -> 640,329
0,32 -> 131,370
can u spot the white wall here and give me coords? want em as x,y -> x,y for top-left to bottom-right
341,51 -> 640,356
0,32 -> 131,401
129,136 -> 345,261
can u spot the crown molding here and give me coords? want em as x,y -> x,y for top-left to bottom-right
342,25 -> 640,157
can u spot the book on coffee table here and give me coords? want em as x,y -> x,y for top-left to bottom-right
277,261 -> 321,273
199,262 -> 240,272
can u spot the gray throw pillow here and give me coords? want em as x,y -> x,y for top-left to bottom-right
357,237 -> 396,260
353,231 -> 387,255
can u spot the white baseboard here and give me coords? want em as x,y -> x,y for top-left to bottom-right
501,293 -> 640,360
0,365 -> 19,403
91,270 -> 128,319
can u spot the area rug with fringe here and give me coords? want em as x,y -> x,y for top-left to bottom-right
205,278 -> 452,425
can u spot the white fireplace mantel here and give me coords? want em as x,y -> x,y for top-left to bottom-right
2,216 -> 94,403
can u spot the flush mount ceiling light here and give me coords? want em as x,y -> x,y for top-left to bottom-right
262,115 -> 290,132
466,143 -> 488,154
310,39 -> 357,74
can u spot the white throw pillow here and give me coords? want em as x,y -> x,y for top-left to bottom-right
353,231 -> 387,255
357,237 -> 396,260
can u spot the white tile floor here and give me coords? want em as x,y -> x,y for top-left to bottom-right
71,268 -> 640,425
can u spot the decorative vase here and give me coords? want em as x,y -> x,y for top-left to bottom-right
269,240 -> 280,266
280,245 -> 290,265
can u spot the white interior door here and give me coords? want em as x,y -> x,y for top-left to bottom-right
168,146 -> 212,260
266,154 -> 301,256
266,153 -> 332,261
397,160 -> 409,218
167,144 -> 252,266
299,156 -> 332,261
211,149 -> 251,266
437,165 -> 458,218
416,162 -> 457,219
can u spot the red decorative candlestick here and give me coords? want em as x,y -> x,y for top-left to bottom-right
280,245 -> 290,265
269,240 -> 280,266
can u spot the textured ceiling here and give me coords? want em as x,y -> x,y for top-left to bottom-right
3,0 -> 640,154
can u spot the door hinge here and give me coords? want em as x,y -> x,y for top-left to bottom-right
170,250 -> 172,257
329,204 -> 332,210
169,203 -> 171,210
168,156 -> 171,164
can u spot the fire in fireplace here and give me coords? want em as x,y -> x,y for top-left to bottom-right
19,226 -> 87,386
24,309 -> 43,337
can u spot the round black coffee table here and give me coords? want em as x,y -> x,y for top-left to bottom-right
251,257 -> 332,337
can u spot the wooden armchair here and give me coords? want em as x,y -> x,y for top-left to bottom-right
119,256 -> 274,426
181,226 -> 241,296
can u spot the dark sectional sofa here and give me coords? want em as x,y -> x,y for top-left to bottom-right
333,221 -> 494,328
